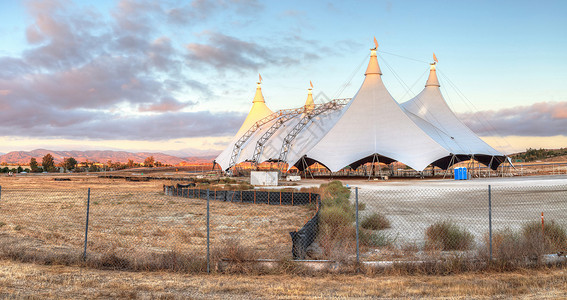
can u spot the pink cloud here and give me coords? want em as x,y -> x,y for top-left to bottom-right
459,101 -> 567,137
138,97 -> 196,112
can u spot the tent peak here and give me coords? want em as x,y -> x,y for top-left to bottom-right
305,86 -> 314,110
253,81 -> 265,103
365,47 -> 382,76
425,63 -> 440,87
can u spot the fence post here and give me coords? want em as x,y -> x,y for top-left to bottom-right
207,189 -> 210,274
0,185 -> 2,201
83,188 -> 91,261
355,187 -> 360,263
488,185 -> 492,261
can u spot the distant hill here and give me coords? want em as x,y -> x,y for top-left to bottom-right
510,148 -> 567,162
179,155 -> 218,164
0,149 -> 201,165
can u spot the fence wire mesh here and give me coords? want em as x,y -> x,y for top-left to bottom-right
355,184 -> 567,262
0,183 -> 565,270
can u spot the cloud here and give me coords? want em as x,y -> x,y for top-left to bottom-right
459,101 -> 567,137
0,104 -> 245,140
185,31 -> 322,72
138,97 -> 196,112
0,0 -> 244,141
0,0 -> 329,144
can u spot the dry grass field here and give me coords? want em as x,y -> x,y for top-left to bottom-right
0,174 -> 313,264
1,173 -> 567,298
0,259 -> 566,299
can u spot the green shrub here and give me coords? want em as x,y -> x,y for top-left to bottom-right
360,229 -> 396,247
360,213 -> 390,230
316,181 -> 356,259
319,181 -> 352,216
320,181 -> 351,203
425,220 -> 474,251
320,205 -> 355,230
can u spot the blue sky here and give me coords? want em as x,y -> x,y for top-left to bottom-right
0,0 -> 566,155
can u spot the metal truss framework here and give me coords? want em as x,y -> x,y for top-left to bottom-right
227,98 -> 351,172
277,98 -> 351,170
228,107 -> 304,170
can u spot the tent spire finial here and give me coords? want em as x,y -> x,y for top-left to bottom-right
365,38 -> 382,76
253,76 -> 265,103
426,55 -> 440,87
305,81 -> 314,111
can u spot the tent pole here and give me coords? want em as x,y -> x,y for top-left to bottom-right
368,154 -> 376,181
469,154 -> 475,179
487,156 -> 494,178
303,157 -> 314,180
443,155 -> 456,180
376,155 -> 383,179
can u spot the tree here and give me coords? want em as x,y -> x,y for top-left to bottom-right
63,157 -> 78,171
29,157 -> 39,172
42,154 -> 55,172
88,164 -> 99,172
17,166 -> 23,173
144,156 -> 155,167
127,159 -> 135,169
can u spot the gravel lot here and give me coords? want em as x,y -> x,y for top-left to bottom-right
300,175 -> 567,246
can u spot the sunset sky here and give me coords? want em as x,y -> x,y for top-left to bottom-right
0,0 -> 566,156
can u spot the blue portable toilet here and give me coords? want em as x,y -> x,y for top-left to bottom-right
462,167 -> 468,180
454,167 -> 460,180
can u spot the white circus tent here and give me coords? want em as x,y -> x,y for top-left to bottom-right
215,41 -> 507,174
214,79 -> 273,171
304,46 -> 451,172
216,83 -> 348,171
400,60 -> 506,170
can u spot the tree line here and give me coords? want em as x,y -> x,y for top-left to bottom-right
512,148 -> 567,162
1,154 -> 170,173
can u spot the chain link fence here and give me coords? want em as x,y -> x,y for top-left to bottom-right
0,185 -> 316,272
348,184 -> 567,264
0,183 -> 565,272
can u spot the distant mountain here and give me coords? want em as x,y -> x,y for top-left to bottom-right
0,149 -> 188,165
